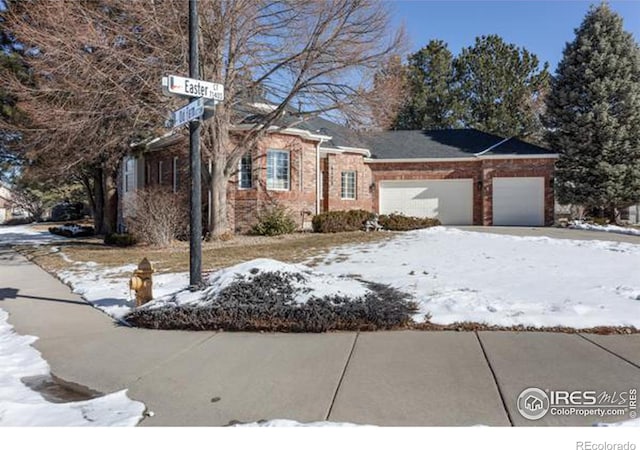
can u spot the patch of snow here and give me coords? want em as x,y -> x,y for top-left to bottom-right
234,419 -> 368,427
57,262 -> 139,320
570,221 -> 640,237
147,258 -> 372,309
51,227 -> 640,329
595,417 -> 640,427
0,224 -> 62,246
59,258 -> 374,320
314,227 -> 640,329
49,246 -> 74,263
0,308 -> 144,426
53,224 -> 92,236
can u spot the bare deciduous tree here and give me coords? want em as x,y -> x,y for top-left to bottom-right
195,0 -> 404,236
1,0 -> 404,236
1,0 -> 186,233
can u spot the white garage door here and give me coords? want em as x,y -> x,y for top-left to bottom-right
379,179 -> 473,225
492,177 -> 544,226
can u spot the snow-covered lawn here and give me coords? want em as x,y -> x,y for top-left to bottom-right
316,227 -> 640,328
0,308 -> 144,426
570,221 -> 640,237
52,227 -> 640,330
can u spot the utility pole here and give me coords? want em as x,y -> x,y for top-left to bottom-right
188,0 -> 202,288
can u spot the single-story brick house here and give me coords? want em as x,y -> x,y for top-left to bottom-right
120,111 -> 558,232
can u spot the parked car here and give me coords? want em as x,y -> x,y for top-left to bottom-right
50,201 -> 85,222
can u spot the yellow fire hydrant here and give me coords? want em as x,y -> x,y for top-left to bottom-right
130,257 -> 154,307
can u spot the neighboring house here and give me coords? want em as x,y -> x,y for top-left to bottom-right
120,110 -> 557,232
627,204 -> 640,224
0,183 -> 19,224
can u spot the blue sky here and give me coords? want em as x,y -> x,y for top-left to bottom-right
389,0 -> 640,72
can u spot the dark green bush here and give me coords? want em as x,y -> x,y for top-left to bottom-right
591,217 -> 609,226
378,214 -> 440,231
251,205 -> 297,236
104,232 -> 137,247
312,209 -> 375,233
125,271 -> 417,332
48,224 -> 95,237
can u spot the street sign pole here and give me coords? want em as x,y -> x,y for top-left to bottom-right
188,0 -> 202,289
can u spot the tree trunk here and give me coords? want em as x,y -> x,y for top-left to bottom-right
92,165 -> 119,235
80,173 -> 96,218
606,205 -> 619,224
93,168 -> 105,233
209,162 -> 229,237
103,169 -> 118,234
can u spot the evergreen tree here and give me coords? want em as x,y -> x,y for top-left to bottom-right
0,6 -> 29,180
394,40 -> 462,130
545,3 -> 640,219
455,34 -> 549,137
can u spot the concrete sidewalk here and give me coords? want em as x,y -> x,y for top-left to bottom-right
1,247 -> 639,426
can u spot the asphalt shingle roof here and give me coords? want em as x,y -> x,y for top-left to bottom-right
239,104 -> 553,158
361,129 -> 553,159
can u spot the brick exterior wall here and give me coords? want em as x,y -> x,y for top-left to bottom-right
369,158 -> 556,226
126,133 -> 556,232
324,152 -> 374,212
232,134 -> 318,232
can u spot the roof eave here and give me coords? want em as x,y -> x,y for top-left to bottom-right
365,154 -> 559,163
230,124 -> 332,142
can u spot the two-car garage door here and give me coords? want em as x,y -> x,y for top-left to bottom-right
378,177 -> 545,226
379,179 -> 474,225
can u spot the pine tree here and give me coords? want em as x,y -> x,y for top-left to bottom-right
393,40 -> 462,130
455,35 -> 549,138
545,3 -> 640,219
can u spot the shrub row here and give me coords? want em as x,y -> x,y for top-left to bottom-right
311,210 -> 440,233
251,206 -> 297,236
377,214 -> 441,231
48,224 -> 95,238
104,232 -> 137,247
125,271 -> 418,332
311,209 -> 374,233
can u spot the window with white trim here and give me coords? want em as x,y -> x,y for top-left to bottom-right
341,171 -> 356,199
267,149 -> 290,190
123,157 -> 136,193
239,154 -> 253,189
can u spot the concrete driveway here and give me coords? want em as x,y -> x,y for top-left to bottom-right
455,225 -> 640,244
1,246 -> 639,427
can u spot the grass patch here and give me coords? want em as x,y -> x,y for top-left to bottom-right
16,231 -> 393,275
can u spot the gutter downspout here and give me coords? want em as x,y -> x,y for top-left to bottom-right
315,139 -> 324,215
208,159 -> 212,230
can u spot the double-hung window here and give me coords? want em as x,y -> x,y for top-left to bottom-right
123,157 -> 136,193
267,149 -> 290,190
341,171 -> 356,200
239,154 -> 253,189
